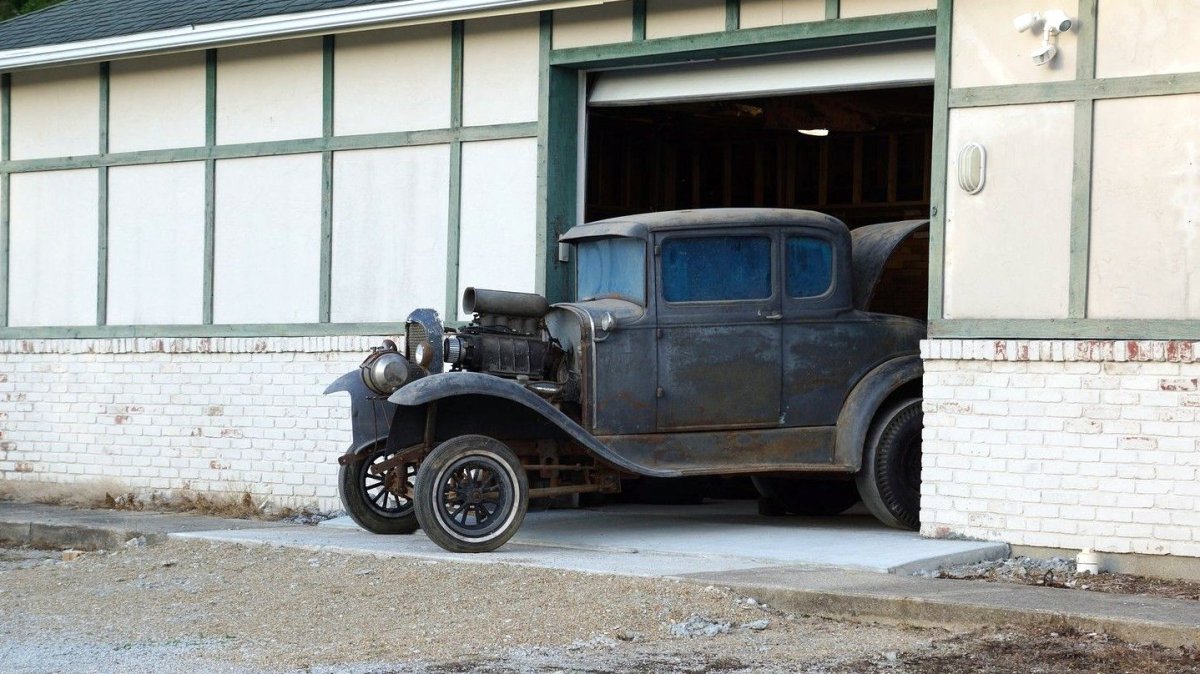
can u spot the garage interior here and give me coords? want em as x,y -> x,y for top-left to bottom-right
584,83 -> 934,320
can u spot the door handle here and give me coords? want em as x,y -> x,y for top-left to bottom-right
759,311 -> 782,320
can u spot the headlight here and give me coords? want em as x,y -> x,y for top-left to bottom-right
412,340 -> 434,368
360,344 -> 424,395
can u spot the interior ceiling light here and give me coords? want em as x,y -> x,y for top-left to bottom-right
797,128 -> 830,136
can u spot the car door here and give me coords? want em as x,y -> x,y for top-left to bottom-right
654,228 -> 782,431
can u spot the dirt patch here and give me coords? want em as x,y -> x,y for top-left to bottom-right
933,556 -> 1200,602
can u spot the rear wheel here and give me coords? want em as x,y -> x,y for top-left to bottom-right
856,398 -> 923,530
414,435 -> 528,553
751,476 -> 860,516
338,445 -> 419,535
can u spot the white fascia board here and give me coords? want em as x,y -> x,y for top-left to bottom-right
0,0 -> 602,71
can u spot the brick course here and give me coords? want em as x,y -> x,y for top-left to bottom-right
922,339 -> 1200,557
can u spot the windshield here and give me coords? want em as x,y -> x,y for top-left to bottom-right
576,237 -> 646,305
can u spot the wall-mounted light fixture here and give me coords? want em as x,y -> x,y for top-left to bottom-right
1014,9 -> 1074,66
957,143 -> 987,195
797,128 -> 830,137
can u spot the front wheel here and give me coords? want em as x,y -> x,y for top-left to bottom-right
414,435 -> 528,553
338,445 -> 419,535
856,398 -> 923,530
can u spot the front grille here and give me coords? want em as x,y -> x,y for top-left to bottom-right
405,322 -> 427,359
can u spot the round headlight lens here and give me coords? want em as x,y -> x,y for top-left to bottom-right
412,340 -> 433,368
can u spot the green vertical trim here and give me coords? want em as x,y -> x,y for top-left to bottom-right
926,0 -> 951,321
632,0 -> 647,41
541,68 -> 581,304
725,0 -> 740,31
319,35 -> 335,323
1068,0 -> 1098,318
2,73 -> 10,328
202,49 -> 217,324
825,0 -> 839,20
445,20 -> 465,320
96,62 -> 110,326
536,11 -> 553,297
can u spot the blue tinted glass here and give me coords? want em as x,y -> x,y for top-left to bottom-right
786,236 -> 833,298
576,237 -> 646,305
662,236 -> 771,302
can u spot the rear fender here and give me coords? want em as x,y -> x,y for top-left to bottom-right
388,372 -> 679,477
834,355 -> 923,471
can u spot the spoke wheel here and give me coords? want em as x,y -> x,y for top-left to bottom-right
414,435 -> 528,553
338,445 -> 419,535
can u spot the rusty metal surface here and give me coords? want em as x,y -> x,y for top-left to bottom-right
598,426 -> 840,476
833,355 -> 924,471
323,369 -> 395,456
849,219 -> 930,311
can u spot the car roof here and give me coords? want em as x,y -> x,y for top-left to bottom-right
559,208 -> 848,242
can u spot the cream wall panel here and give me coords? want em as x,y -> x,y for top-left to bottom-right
462,14 -> 540,127
331,146 -> 450,322
107,163 -> 206,325
334,25 -> 451,135
553,2 -> 632,49
1089,94 -> 1200,319
943,103 -> 1074,319
1096,0 -> 1200,79
739,0 -> 823,29
457,138 -> 538,320
10,65 -> 98,160
840,0 -> 935,18
8,170 -> 98,326
646,0 -> 725,39
213,154 -> 322,324
109,51 -> 206,153
951,0 -> 1080,89
216,38 -> 323,145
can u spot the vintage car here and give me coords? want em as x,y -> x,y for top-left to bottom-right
325,208 -> 928,553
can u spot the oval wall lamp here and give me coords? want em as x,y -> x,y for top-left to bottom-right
957,143 -> 987,195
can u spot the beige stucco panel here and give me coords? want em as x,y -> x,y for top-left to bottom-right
10,65 -> 99,160
943,103 -> 1074,319
334,24 -> 452,136
1096,0 -> 1200,78
739,0 -> 823,29
213,154 -> 323,324
8,170 -> 98,327
107,163 -> 206,325
951,0 -> 1080,89
840,0 -> 934,18
646,0 -> 725,39
331,145 -> 450,322
109,51 -> 207,153
1089,94 -> 1200,319
462,14 -> 540,127
553,2 -> 632,49
217,37 -> 323,145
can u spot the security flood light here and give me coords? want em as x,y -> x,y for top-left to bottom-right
1014,9 -> 1074,66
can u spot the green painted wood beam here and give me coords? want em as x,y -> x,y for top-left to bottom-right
202,49 -> 217,325
1067,0 -> 1097,319
949,72 -> 1200,108
535,10 -> 554,298
0,123 -> 539,174
0,322 -> 408,340
96,62 -> 110,326
319,35 -> 335,324
825,0 -> 839,20
550,10 -> 936,68
445,20 -> 465,321
1,73 -> 10,328
929,319 -> 1200,341
926,0 -> 951,321
726,0 -> 740,31
632,0 -> 647,41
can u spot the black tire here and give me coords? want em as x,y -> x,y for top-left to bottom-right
414,435 -> 528,553
338,445 -> 419,535
856,398 -> 923,530
751,476 -> 860,516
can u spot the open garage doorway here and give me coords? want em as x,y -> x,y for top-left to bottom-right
583,84 -> 934,320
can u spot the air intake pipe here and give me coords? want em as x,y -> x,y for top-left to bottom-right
462,287 -> 550,319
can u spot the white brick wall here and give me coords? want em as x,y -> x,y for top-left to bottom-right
0,336 -> 392,511
921,339 -> 1200,558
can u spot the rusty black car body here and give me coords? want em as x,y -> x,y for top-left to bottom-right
325,208 -> 929,553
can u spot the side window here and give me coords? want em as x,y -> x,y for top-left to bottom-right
786,236 -> 833,298
661,236 -> 771,302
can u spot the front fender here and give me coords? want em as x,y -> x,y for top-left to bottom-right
324,369 -> 393,456
389,372 -> 679,478
834,355 -> 923,471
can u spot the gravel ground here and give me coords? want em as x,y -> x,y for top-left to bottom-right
931,556 -> 1200,601
2,540 -> 1198,673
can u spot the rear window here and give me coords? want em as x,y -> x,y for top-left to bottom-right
661,236 -> 772,302
786,236 -> 833,298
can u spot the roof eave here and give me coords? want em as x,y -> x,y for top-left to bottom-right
0,0 -> 600,71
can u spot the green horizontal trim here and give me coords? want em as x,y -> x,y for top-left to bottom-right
930,319 -> 1200,341
0,122 -> 539,174
549,10 -> 936,68
0,322 -> 408,340
949,71 -> 1200,108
